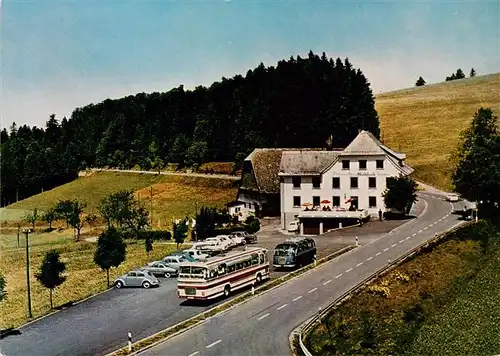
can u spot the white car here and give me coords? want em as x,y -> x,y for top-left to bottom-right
192,240 -> 225,253
446,194 -> 460,202
212,235 -> 234,249
183,248 -> 209,261
229,234 -> 246,246
287,221 -> 299,232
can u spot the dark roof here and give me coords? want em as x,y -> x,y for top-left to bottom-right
249,149 -> 284,194
279,151 -> 340,176
226,201 -> 245,207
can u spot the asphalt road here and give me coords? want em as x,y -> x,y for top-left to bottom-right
0,277 -> 218,356
142,192 -> 465,356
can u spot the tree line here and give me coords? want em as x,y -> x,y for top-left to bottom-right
1,51 -> 380,206
415,68 -> 476,87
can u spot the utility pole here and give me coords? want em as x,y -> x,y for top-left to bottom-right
23,228 -> 33,318
150,186 -> 153,227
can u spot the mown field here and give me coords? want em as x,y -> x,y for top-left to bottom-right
376,73 -> 500,190
5,172 -> 238,224
0,228 -> 190,329
305,221 -> 500,356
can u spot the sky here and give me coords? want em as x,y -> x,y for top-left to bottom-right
1,0 -> 499,129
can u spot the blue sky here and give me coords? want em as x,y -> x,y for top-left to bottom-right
2,0 -> 499,128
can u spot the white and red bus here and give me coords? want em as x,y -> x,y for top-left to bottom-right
177,247 -> 270,300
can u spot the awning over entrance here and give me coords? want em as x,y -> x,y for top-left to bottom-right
298,209 -> 369,220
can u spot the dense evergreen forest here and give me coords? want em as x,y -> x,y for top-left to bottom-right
1,51 -> 380,206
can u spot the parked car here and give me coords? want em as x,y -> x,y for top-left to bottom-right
228,233 -> 246,246
192,241 -> 225,254
168,251 -> 197,262
446,193 -> 460,202
204,236 -> 233,251
287,221 -> 299,232
142,261 -> 178,278
230,231 -> 258,244
114,270 -> 159,289
183,247 -> 210,261
162,255 -> 190,269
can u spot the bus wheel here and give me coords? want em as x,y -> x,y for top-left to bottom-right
256,273 -> 262,284
224,285 -> 231,298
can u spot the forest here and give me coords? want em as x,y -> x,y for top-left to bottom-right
1,51 -> 380,206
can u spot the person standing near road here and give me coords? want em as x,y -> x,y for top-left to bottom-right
378,209 -> 383,221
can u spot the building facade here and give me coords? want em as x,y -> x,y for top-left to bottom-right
279,131 -> 414,233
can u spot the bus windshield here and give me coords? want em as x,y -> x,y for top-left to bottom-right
274,244 -> 296,256
179,266 -> 209,279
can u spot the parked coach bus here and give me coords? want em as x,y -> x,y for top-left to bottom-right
177,247 -> 270,300
273,236 -> 316,269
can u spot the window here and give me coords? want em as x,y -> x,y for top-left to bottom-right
312,177 -> 321,189
342,160 -> 350,170
332,177 -> 340,189
292,177 -> 301,188
293,196 -> 301,207
369,196 -> 377,208
235,207 -> 241,213
359,160 -> 367,170
332,196 -> 340,207
376,159 -> 384,169
350,177 -> 358,188
350,196 -> 358,209
369,177 -> 377,188
313,196 -> 320,206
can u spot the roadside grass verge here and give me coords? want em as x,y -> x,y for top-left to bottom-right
376,72 -> 500,190
406,249 -> 500,355
304,221 -> 500,356
0,230 -> 189,329
108,245 -> 357,356
5,172 -> 238,223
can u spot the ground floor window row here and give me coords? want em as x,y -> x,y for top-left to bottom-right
293,195 -> 379,208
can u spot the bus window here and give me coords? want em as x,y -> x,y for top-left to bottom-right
259,253 -> 264,264
244,257 -> 252,267
251,253 -> 259,265
209,268 -> 218,279
227,263 -> 236,273
218,263 -> 227,275
263,253 -> 268,263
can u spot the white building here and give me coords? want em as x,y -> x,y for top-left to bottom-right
226,201 -> 255,222
279,130 -> 414,234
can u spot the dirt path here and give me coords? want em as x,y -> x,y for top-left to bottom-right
84,168 -> 240,180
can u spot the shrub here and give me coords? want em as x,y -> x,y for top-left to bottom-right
124,230 -> 172,240
368,285 -> 390,298
198,162 -> 234,175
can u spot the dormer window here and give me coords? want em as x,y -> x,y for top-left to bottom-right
376,160 -> 384,169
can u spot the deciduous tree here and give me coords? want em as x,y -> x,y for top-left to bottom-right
35,250 -> 66,309
383,176 -> 418,214
24,208 -> 38,231
42,208 -> 57,230
99,190 -> 150,236
94,227 -> 127,287
470,68 -> 476,77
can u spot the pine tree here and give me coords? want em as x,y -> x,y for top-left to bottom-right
415,76 -> 426,87
470,68 -> 476,77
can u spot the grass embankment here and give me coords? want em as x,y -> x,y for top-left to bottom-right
5,172 -> 238,225
376,73 -> 500,190
305,221 -> 500,356
0,229 -> 190,329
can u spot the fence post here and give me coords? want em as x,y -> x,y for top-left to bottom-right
355,236 -> 359,246
128,332 -> 132,352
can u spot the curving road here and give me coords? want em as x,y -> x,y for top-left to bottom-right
141,192 -> 465,356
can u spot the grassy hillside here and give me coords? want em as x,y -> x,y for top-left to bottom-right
0,229 -> 190,328
6,172 -> 238,224
376,73 -> 500,190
